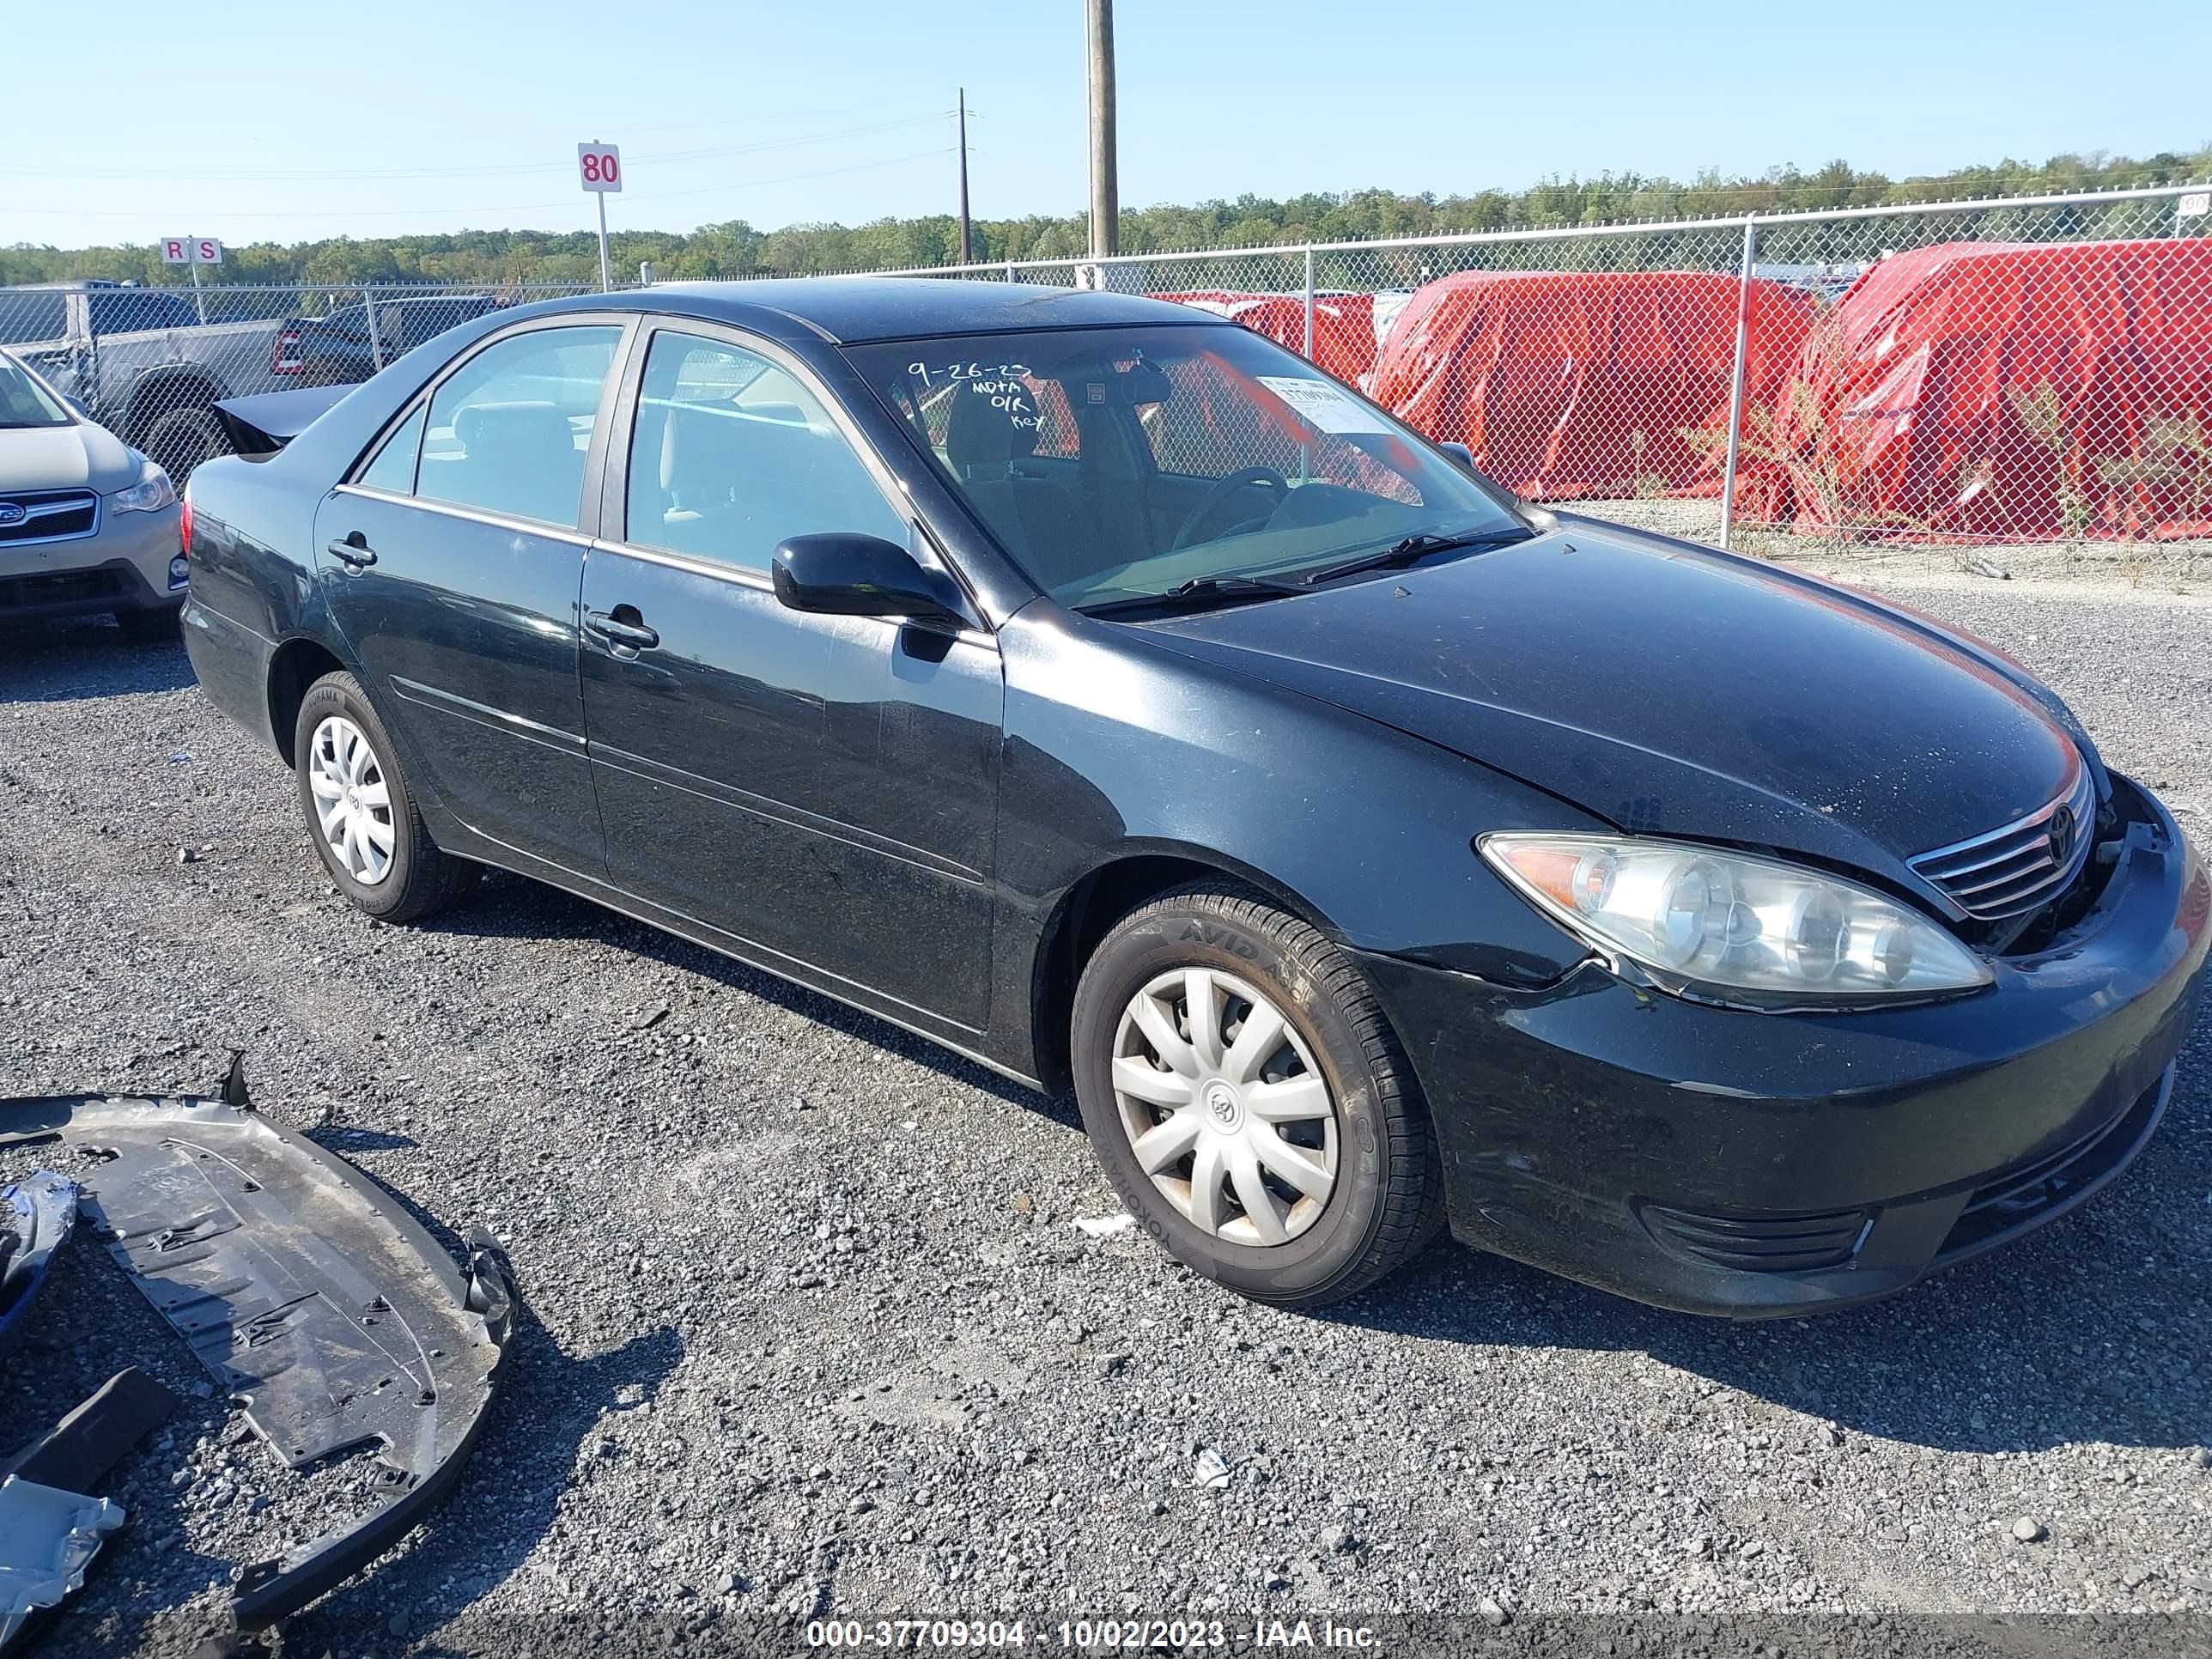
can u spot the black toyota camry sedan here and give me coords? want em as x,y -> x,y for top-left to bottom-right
179,279 -> 2208,1316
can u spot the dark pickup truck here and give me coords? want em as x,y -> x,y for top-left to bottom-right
271,295 -> 498,387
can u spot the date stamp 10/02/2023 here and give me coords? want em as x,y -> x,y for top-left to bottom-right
804,1616 -> 1389,1651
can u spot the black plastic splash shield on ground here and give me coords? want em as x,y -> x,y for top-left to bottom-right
0,1085 -> 514,1634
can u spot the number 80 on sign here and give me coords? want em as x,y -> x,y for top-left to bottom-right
578,144 -> 622,193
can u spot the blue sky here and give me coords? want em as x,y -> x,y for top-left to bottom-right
3,0 -> 2204,248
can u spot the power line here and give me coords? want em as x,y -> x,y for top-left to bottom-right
0,112 -> 952,185
623,148 -> 961,207
0,148 -> 961,225
599,97 -> 964,140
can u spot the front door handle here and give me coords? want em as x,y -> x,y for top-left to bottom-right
586,607 -> 660,653
326,532 -> 377,570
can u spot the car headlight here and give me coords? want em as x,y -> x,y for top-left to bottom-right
108,466 -> 177,514
1479,832 -> 1992,1006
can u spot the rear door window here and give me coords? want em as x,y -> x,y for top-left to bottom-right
413,325 -> 622,527
356,406 -> 427,494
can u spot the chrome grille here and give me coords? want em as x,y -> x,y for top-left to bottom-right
1908,762 -> 2096,920
0,489 -> 99,545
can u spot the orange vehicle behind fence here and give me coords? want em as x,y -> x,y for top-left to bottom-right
1760,236 -> 2212,541
1158,290 -> 1383,391
1364,270 -> 1817,503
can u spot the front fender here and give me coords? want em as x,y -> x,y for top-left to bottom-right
988,606 -> 1605,1071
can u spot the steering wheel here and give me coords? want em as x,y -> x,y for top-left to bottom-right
1170,465 -> 1291,551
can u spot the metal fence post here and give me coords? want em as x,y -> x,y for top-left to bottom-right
362,284 -> 384,374
1717,215 -> 1759,552
1303,246 -> 1316,362
1299,246 -> 1320,480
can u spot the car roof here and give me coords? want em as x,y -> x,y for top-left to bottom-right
515,276 -> 1234,347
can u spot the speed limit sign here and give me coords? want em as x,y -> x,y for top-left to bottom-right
577,143 -> 623,192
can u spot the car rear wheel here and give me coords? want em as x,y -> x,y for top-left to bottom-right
1070,881 -> 1443,1308
115,605 -> 180,645
293,671 -> 477,922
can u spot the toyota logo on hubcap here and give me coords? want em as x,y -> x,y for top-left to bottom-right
1204,1082 -> 1241,1128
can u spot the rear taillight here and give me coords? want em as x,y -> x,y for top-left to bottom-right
179,494 -> 194,558
272,327 -> 303,374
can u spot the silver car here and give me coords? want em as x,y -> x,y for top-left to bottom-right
1,348 -> 187,642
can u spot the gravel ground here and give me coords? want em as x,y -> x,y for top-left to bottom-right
2,560 -> 2209,1658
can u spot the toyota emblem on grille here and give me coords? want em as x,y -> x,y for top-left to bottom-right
0,504 -> 27,528
2046,804 -> 2075,866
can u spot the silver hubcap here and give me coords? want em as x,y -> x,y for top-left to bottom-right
1110,967 -> 1339,1247
307,714 -> 396,886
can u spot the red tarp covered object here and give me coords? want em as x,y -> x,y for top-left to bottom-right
1159,290 -> 1382,389
1366,270 -> 1816,501
1767,236 -> 2212,539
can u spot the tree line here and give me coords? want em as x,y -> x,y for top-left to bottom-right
4,149 -> 2204,291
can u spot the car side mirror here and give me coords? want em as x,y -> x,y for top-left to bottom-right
1437,441 -> 1476,473
772,532 -> 972,631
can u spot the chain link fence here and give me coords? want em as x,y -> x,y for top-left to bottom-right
0,280 -> 602,484
6,185 -> 2209,573
854,183 -> 2212,572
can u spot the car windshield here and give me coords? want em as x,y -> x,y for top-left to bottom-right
0,354 -> 71,428
849,323 -> 1526,609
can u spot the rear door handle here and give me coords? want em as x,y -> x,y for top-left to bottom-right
586,608 -> 660,653
325,532 -> 377,569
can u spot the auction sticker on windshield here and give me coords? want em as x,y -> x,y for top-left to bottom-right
1257,375 -> 1394,434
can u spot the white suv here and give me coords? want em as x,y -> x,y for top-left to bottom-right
0,348 -> 186,642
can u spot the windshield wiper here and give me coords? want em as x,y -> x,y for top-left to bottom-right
1077,574 -> 1308,620
1295,526 -> 1534,588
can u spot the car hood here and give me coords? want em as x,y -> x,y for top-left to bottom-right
0,422 -> 142,495
1139,523 -> 2082,890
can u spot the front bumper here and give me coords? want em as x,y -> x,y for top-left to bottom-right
0,499 -> 185,623
1360,772 -> 2210,1318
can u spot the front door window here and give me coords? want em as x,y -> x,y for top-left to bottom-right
623,331 -> 908,568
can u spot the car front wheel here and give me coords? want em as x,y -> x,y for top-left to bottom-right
293,671 -> 478,922
1070,882 -> 1443,1308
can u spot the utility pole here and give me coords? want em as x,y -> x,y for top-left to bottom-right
957,88 -> 973,266
1085,0 -> 1118,257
